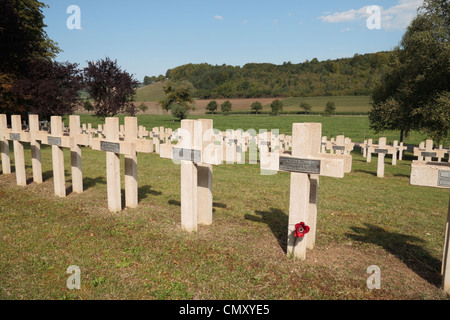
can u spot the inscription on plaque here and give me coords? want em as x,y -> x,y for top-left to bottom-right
421,152 -> 436,158
332,146 -> 345,151
260,141 -> 269,146
279,157 -> 321,174
47,136 -> 62,146
375,149 -> 388,154
236,145 -> 242,153
172,148 -> 201,163
100,141 -> 120,153
9,133 -> 20,141
438,171 -> 450,187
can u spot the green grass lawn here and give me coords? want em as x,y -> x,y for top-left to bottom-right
1,115 -> 449,300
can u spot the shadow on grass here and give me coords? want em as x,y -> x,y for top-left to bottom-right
354,169 -> 377,177
245,208 -> 288,254
346,223 -> 442,287
138,185 -> 162,201
168,199 -> 181,206
168,199 -> 228,209
83,176 -> 106,190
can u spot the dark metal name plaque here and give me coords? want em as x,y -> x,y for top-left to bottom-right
9,133 -> 20,141
438,170 -> 450,187
172,148 -> 201,163
332,146 -> 345,151
421,152 -> 436,158
375,149 -> 388,154
47,136 -> 62,146
100,141 -> 120,153
153,134 -> 160,139
236,145 -> 242,153
279,157 -> 321,174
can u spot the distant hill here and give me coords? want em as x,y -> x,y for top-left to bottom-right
134,80 -> 169,102
146,51 -> 392,99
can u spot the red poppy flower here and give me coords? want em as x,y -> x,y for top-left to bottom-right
294,222 -> 310,238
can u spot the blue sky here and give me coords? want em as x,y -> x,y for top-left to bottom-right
43,0 -> 423,82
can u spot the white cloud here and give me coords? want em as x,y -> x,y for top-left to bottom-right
214,15 -> 224,20
243,20 -> 248,24
273,19 -> 279,24
319,0 -> 423,30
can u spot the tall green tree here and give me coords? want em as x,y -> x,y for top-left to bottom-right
220,100 -> 232,115
0,0 -> 61,115
251,101 -> 263,114
270,100 -> 283,115
159,82 -> 195,120
206,101 -> 218,114
369,0 -> 450,142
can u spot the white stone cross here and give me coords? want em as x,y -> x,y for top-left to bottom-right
265,123 -> 346,260
172,119 -> 222,232
0,114 -> 12,175
7,115 -> 30,186
91,117 -> 135,212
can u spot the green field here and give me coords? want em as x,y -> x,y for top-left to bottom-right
1,115 -> 449,300
134,82 -> 372,114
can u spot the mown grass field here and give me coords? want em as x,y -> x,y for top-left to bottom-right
0,115 -> 449,300
129,82 -> 371,115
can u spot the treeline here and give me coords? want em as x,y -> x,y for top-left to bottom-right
147,52 -> 391,99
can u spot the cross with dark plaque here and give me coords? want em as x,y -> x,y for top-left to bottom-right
172,119 -> 222,232
91,117 -> 135,212
367,137 -> 389,178
266,123 -> 346,260
0,114 -> 12,175
2,115 -> 31,186
40,116 -> 77,197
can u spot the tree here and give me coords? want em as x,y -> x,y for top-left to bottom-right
0,0 -> 61,115
12,59 -> 83,121
251,101 -> 263,114
270,99 -> 283,115
324,101 -> 336,115
300,102 -> 312,113
369,0 -> 450,142
84,100 -> 94,113
159,82 -> 195,120
83,57 -> 139,118
138,103 -> 148,113
206,101 -> 218,114
221,100 -> 232,114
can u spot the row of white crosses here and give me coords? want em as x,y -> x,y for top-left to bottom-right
414,139 -> 449,163
360,138 -> 407,177
409,150 -> 450,295
0,114 -> 159,212
322,135 -> 355,156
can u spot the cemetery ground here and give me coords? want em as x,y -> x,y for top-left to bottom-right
0,115 -> 449,300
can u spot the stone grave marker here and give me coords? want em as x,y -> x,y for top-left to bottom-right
92,117 -> 135,212
0,114 -> 12,175
409,161 -> 450,295
9,115 -> 31,186
263,123 -> 346,260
